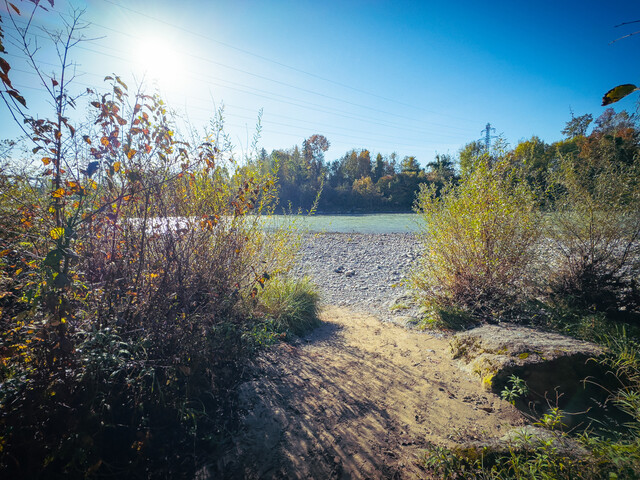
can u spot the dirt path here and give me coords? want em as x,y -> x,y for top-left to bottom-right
219,307 -> 524,479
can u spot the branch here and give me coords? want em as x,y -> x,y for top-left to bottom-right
610,30 -> 640,45
614,20 -> 640,28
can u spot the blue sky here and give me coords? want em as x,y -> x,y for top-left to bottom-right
2,0 -> 640,166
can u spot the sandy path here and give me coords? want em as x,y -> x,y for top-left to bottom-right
218,306 -> 524,479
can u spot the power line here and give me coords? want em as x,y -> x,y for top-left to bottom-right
4,16 -> 476,138
9,60 -> 473,145
100,0 -> 477,125
2,12 -> 477,158
4,34 -> 475,141
82,19 -> 474,132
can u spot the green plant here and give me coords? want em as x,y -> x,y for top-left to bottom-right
501,375 -> 530,405
255,276 -> 320,337
412,156 -> 541,321
545,156 -> 640,320
0,6 -> 301,477
535,407 -> 567,431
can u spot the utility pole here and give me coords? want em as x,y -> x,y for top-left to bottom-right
480,123 -> 496,152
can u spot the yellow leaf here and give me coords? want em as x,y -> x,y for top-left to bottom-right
602,84 -> 639,106
49,227 -> 64,240
100,136 -> 109,147
126,149 -> 137,160
42,157 -> 52,165
15,268 -> 22,275
51,188 -> 65,198
113,161 -> 121,172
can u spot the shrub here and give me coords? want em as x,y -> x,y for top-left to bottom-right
0,75 -> 301,477
545,159 -> 640,321
411,157 -> 542,322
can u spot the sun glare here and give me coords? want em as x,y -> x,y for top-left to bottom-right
133,35 -> 186,92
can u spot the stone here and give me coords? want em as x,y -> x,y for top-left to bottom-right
450,325 -> 603,391
453,425 -> 590,464
449,325 -> 615,426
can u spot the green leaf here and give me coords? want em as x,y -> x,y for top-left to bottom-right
602,84 -> 639,106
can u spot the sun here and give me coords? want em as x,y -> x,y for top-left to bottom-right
132,34 -> 186,92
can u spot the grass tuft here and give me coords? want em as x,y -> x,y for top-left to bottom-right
257,276 -> 321,337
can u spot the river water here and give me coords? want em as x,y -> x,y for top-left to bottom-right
263,213 -> 422,234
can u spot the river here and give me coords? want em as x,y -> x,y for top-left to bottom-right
263,213 -> 422,234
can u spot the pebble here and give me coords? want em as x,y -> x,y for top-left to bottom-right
291,233 -> 424,324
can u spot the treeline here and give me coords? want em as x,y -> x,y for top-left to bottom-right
256,107 -> 638,213
254,134 -> 455,212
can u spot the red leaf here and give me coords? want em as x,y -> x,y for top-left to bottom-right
0,71 -> 13,89
0,57 -> 10,75
7,89 -> 26,107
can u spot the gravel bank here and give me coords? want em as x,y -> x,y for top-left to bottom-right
291,233 -> 424,324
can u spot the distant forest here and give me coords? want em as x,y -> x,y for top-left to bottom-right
254,108 -> 638,213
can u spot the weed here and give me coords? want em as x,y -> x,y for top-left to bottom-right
501,375 -> 529,405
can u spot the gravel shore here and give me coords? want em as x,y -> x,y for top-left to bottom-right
291,233 -> 424,324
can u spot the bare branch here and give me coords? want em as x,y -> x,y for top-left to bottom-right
614,20 -> 640,28
610,30 -> 640,45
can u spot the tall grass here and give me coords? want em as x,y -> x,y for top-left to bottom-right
256,276 -> 321,337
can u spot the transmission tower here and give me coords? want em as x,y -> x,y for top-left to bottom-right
480,123 -> 497,152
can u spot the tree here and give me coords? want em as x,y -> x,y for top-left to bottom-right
352,176 -> 381,209
593,108 -> 636,134
400,155 -> 420,174
426,153 -> 456,184
303,134 -> 330,184
372,153 -> 385,182
342,149 -> 372,183
561,113 -> 592,138
387,152 -> 399,175
458,140 -> 486,176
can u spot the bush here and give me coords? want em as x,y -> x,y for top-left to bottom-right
411,158 -> 542,323
0,74 -> 302,477
545,159 -> 640,321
